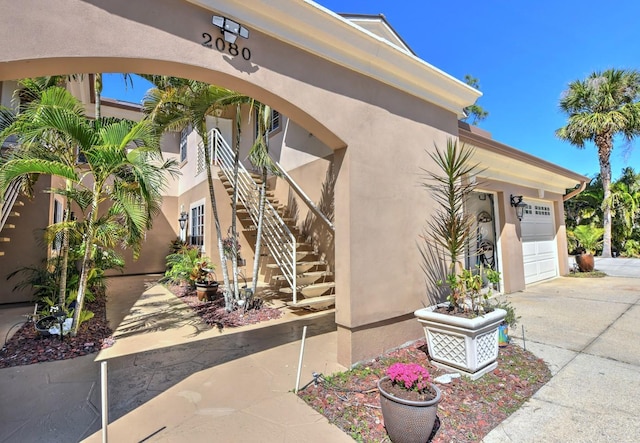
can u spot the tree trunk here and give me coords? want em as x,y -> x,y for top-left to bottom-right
94,73 -> 102,122
71,188 -> 98,335
57,180 -> 73,307
203,130 -> 232,310
596,133 -> 613,258
252,166 -> 267,295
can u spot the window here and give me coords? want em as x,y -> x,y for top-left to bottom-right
179,126 -> 189,163
535,205 -> 551,216
268,110 -> 280,133
190,204 -> 204,247
52,199 -> 63,251
254,109 -> 281,139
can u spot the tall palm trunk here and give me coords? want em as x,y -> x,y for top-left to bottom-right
202,131 -> 232,310
94,73 -> 102,122
229,105 -> 243,300
252,165 -> 268,295
57,179 -> 73,307
597,132 -> 614,257
71,186 -> 98,335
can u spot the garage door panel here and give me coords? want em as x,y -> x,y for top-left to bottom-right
521,201 -> 558,285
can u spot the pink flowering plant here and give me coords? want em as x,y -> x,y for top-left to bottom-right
386,362 -> 431,393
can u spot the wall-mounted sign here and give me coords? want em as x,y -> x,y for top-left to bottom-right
202,15 -> 251,61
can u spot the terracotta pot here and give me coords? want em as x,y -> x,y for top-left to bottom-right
377,376 -> 441,443
575,253 -> 595,272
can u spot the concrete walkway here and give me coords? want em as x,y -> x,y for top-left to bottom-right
0,276 -> 350,443
483,275 -> 640,442
2,269 -> 640,442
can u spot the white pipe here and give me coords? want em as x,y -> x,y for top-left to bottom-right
101,361 -> 108,443
294,326 -> 308,393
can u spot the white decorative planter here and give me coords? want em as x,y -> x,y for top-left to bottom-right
414,306 -> 506,380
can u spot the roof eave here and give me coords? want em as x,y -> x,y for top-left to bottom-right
186,0 -> 480,116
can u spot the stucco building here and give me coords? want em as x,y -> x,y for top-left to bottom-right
0,0 -> 587,366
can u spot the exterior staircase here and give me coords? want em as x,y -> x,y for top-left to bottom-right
208,128 -> 335,310
0,178 -> 23,257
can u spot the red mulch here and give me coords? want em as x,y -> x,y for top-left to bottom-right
297,340 -> 551,443
0,298 -> 113,369
1,284 -> 283,369
169,284 -> 283,329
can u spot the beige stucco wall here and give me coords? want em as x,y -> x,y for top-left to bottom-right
0,0 -> 485,365
0,179 -> 52,303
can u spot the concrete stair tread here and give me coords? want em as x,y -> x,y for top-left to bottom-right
272,270 -> 332,282
301,282 -> 335,297
287,295 -> 335,310
266,260 -> 325,270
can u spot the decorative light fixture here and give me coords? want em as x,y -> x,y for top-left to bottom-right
178,211 -> 188,230
510,195 -> 527,221
212,15 -> 250,44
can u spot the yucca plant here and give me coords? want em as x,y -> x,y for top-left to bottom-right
422,138 -> 490,313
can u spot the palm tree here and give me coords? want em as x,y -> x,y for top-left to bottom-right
143,76 -> 279,307
249,103 -> 278,295
557,69 -> 640,257
1,86 -> 177,334
609,167 -> 640,253
142,77 -> 239,309
1,84 -> 90,308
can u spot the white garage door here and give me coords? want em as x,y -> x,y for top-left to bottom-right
521,201 -> 558,284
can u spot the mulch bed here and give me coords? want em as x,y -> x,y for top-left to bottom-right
1,284 -> 283,369
298,340 -> 551,443
0,298 -> 113,369
169,284 -> 283,330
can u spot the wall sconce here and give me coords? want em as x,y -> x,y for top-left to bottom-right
178,211 -> 188,230
212,15 -> 250,44
510,195 -> 527,221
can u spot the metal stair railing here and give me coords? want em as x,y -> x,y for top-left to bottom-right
209,129 -> 299,303
1,177 -> 22,232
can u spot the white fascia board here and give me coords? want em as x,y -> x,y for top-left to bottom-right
472,148 -> 580,194
186,0 -> 480,116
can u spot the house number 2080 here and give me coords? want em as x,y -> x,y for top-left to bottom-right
202,33 -> 251,60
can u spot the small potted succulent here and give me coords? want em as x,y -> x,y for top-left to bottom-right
377,362 -> 441,443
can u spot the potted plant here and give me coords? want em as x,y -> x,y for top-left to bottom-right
161,245 -> 218,301
414,139 -> 506,380
192,258 -> 219,301
161,245 -> 201,288
377,362 -> 441,443
570,224 -> 604,272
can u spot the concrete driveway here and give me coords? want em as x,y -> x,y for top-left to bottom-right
483,275 -> 640,442
594,257 -> 640,278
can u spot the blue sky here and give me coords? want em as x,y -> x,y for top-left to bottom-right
103,0 -> 640,180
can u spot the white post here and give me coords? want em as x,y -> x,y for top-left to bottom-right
101,361 -> 108,443
294,326 -> 308,394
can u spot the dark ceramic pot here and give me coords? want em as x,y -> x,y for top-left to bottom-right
377,376 -> 441,443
